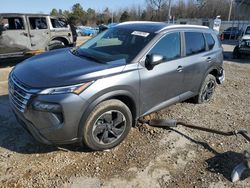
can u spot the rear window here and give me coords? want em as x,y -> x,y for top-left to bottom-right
204,33 -> 215,50
185,32 -> 206,56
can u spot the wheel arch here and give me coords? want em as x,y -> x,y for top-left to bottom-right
202,67 -> 221,86
196,67 -> 221,95
77,90 -> 139,139
50,36 -> 70,46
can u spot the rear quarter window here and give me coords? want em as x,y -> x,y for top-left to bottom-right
204,33 -> 215,50
185,32 -> 206,56
50,18 -> 68,28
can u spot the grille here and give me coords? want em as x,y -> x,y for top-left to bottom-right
8,74 -> 37,113
246,41 -> 250,47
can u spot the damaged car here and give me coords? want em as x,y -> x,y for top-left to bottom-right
233,25 -> 250,58
9,22 -> 224,151
0,13 -> 77,60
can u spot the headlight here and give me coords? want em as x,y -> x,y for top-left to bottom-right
39,81 -> 93,95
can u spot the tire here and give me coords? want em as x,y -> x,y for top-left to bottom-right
48,40 -> 65,51
233,45 -> 241,59
193,74 -> 217,104
82,99 -> 132,151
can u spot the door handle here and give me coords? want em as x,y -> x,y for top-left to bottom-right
206,57 -> 212,63
21,32 -> 29,37
176,66 -> 183,72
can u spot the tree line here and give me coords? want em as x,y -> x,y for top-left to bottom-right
50,0 -> 247,26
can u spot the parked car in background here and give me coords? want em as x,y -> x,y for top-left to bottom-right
9,22 -> 224,151
233,25 -> 250,58
221,27 -> 243,40
98,23 -> 119,33
76,26 -> 99,36
0,13 -> 77,60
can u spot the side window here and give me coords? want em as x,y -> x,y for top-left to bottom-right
0,17 -> 25,30
50,18 -> 68,28
245,26 -> 250,35
29,17 -> 48,30
205,33 -> 215,50
185,32 -> 206,56
149,32 -> 181,61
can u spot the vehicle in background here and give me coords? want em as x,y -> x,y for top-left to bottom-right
107,23 -> 118,28
98,23 -> 119,33
220,27 -> 243,40
233,25 -> 250,58
76,26 -> 99,36
9,22 -> 224,151
0,13 -> 77,60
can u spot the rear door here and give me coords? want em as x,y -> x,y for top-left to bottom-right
0,15 -> 31,57
27,16 -> 50,50
180,31 -> 216,99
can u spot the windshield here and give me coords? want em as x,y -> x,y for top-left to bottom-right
245,26 -> 250,35
77,27 -> 155,63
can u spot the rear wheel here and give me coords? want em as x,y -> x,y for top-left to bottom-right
82,99 -> 132,151
193,74 -> 217,104
48,40 -> 65,51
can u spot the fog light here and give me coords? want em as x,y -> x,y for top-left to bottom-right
32,101 -> 62,113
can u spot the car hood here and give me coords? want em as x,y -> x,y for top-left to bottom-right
13,48 -> 126,88
242,35 -> 250,40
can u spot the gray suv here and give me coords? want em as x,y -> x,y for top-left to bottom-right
9,22 -> 224,151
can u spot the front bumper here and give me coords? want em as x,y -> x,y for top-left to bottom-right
239,47 -> 250,54
10,93 -> 89,145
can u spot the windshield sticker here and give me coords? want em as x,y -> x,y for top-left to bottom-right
131,31 -> 150,37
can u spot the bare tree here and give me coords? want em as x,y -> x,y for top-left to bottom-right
146,0 -> 167,11
146,0 -> 168,20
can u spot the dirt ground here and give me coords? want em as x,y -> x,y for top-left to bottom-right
0,42 -> 250,188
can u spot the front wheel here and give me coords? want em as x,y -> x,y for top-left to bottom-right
233,45 -> 241,59
82,99 -> 132,151
193,74 -> 217,104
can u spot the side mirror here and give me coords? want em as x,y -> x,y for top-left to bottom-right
145,54 -> 164,70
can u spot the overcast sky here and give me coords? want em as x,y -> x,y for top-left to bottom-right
0,0 -> 145,13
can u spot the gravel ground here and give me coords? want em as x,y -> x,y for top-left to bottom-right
0,44 -> 250,187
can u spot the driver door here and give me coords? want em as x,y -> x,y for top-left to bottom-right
139,32 -> 184,115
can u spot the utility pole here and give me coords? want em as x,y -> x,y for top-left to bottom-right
111,11 -> 113,24
228,0 -> 234,21
168,0 -> 172,24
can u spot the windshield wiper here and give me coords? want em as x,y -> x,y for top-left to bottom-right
71,48 -> 108,64
70,48 -> 104,63
78,52 -> 105,64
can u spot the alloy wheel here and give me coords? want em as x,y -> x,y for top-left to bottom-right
92,110 -> 126,145
201,80 -> 216,102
